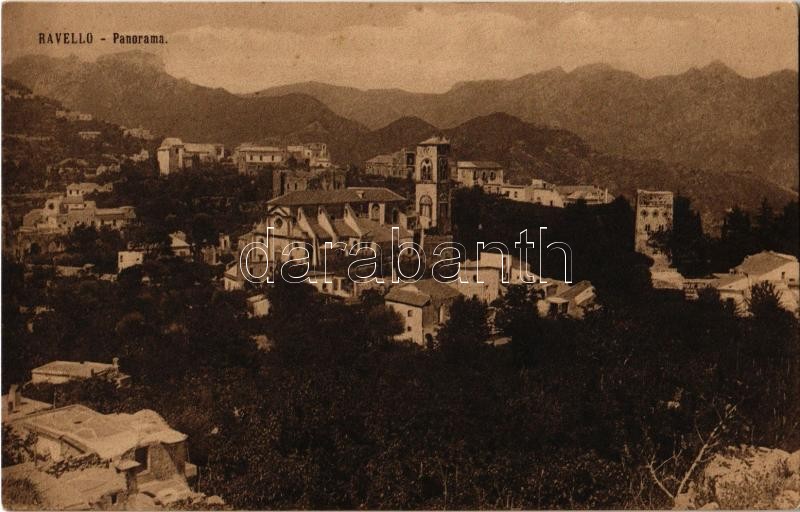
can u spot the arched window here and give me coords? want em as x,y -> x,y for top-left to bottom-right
419,195 -> 433,219
391,208 -> 400,224
370,204 -> 381,221
420,159 -> 433,181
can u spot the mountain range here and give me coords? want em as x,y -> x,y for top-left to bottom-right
3,51 -> 797,226
253,63 -> 799,189
3,52 -> 367,153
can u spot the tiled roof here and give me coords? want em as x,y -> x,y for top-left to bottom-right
458,161 -> 503,169
304,217 -> 332,240
712,274 -> 749,290
184,143 -> 221,154
331,219 -> 357,238
366,154 -> 395,164
158,137 -> 183,149
268,187 -> 405,207
557,280 -> 594,301
385,289 -> 430,307
385,279 -> 461,307
734,251 -> 797,277
419,136 -> 449,145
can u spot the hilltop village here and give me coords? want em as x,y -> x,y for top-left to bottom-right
2,77 -> 799,510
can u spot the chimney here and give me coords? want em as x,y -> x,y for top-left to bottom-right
112,357 -> 119,369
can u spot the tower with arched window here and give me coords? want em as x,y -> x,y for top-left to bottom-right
414,136 -> 452,231
635,189 -> 673,263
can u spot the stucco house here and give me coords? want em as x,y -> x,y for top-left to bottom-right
385,279 -> 462,346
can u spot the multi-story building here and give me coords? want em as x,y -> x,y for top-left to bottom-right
21,195 -> 135,234
157,138 -> 224,175
272,168 -> 347,198
634,189 -> 673,261
66,182 -> 112,198
705,251 -> 799,315
455,161 -> 505,193
236,142 -> 332,175
287,142 -> 331,168
364,148 -> 415,179
384,279 -> 462,346
499,180 -> 565,207
234,144 -> 286,175
260,187 -> 412,268
557,185 -> 613,206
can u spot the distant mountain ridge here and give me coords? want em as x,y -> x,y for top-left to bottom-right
4,52 -> 796,227
3,51 -> 368,156
252,62 -> 799,189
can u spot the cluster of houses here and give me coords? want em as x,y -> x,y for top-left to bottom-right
234,142 -> 332,173
218,136 -> 600,346
155,138 -> 334,178
684,251 -> 800,314
634,189 -> 800,316
365,148 -> 613,208
2,361 -> 220,509
14,182 -> 136,260
156,138 -> 225,175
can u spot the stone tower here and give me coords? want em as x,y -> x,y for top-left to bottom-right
414,136 -> 452,231
635,189 -> 674,263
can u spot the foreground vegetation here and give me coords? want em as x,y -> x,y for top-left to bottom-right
4,258 -> 798,509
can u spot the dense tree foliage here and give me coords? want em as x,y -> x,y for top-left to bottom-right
3,247 -> 798,508
652,197 -> 799,277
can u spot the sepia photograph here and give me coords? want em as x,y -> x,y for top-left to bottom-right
1,1 -> 798,510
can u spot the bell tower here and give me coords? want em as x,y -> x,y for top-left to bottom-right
414,136 -> 452,232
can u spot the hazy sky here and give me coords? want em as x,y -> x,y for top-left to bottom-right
3,2 -> 798,93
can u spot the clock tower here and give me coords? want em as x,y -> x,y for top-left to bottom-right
414,136 -> 452,232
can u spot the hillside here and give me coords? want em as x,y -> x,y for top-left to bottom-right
3,52 -> 368,157
254,63 -> 799,189
4,52 -> 795,227
346,113 -> 795,228
441,113 -> 797,229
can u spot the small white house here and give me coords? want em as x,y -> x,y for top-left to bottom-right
118,250 -> 144,273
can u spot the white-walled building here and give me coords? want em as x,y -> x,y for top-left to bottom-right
157,138 -> 224,175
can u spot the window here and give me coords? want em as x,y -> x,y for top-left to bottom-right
134,447 -> 148,471
420,159 -> 433,181
419,195 -> 433,219
370,204 -> 381,221
407,326 -> 412,332
407,310 -> 413,317
490,172 -> 496,180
